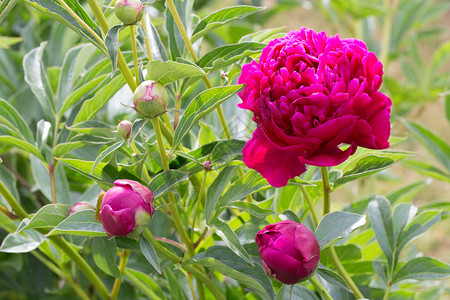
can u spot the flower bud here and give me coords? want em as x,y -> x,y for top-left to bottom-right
114,0 -> 143,25
117,120 -> 133,139
99,179 -> 154,238
203,160 -> 212,171
255,220 -> 320,284
69,201 -> 94,216
133,80 -> 168,118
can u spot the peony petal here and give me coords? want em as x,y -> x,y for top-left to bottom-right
243,127 -> 307,188
303,143 -> 357,167
100,205 -> 135,237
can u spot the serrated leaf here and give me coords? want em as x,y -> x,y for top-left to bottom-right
171,85 -> 243,152
92,237 -> 121,278
148,170 -> 189,199
191,6 -> 264,42
91,141 -> 124,173
139,237 -> 161,274
315,211 -> 366,249
0,230 -> 46,253
145,59 -> 205,85
210,218 -> 253,266
186,245 -> 275,300
368,196 -> 394,265
18,204 -> 72,232
197,42 -> 266,72
226,201 -> 275,218
47,209 -> 106,237
394,257 -> 450,282
105,25 -> 123,74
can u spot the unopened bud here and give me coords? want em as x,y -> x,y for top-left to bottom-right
69,201 -> 94,216
117,120 -> 133,139
133,80 -> 168,118
114,0 -> 143,25
203,160 -> 212,171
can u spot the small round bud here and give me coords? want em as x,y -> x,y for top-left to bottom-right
69,201 -> 94,216
114,0 -> 143,25
117,120 -> 133,139
133,80 -> 168,118
203,160 -> 212,171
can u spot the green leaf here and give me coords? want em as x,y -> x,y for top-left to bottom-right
392,203 -> 417,244
316,267 -> 351,292
148,170 -> 189,199
145,59 -> 205,85
333,155 -> 399,189
403,120 -> 450,172
47,209 -> 106,237
59,74 -> 108,115
171,85 -> 243,152
53,140 -> 110,158
205,166 -> 237,223
198,121 -> 215,145
367,196 -> 394,264
142,14 -> 168,61
315,211 -> 366,249
394,257 -> 450,282
56,45 -> 86,111
445,93 -> 450,122
209,139 -> 245,166
91,141 -> 124,173
210,218 -> 253,266
23,43 -> 56,123
226,201 -> 275,218
124,269 -> 164,300
373,261 -> 388,284
186,245 -> 275,300
92,237 -> 121,278
73,75 -> 125,124
0,0 -> 19,24
18,204 -> 71,232
191,6 -> 264,42
127,119 -> 148,147
401,159 -> 450,182
105,25 -> 123,74
0,230 -> 46,253
197,42 -> 266,72
67,120 -> 116,139
0,136 -> 43,160
56,158 -> 141,189
139,237 -> 161,274
36,120 -> 51,153
0,99 -> 35,144
397,210 -> 441,253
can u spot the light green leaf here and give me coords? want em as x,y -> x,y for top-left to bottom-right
18,204 -> 72,232
315,211 -> 366,249
401,159 -> 450,182
398,210 -> 441,252
210,218 -> 253,266
394,257 -> 450,282
139,237 -> 161,274
205,166 -> 237,223
145,59 -> 205,85
171,85 -> 243,152
91,141 -> 124,173
67,120 -> 116,139
368,196 -> 394,265
392,203 -> 417,244
191,6 -> 264,42
148,170 -> 189,199
226,201 -> 275,218
47,209 -> 106,237
316,267 -> 352,292
142,13 -> 168,61
197,42 -> 266,72
0,230 -> 46,253
0,136 -> 43,160
0,98 -> 35,144
124,269 -> 164,300
92,237 -> 121,278
0,0 -> 19,24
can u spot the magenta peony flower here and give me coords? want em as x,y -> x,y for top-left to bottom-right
100,179 -> 154,238
256,220 -> 320,284
238,28 -> 391,187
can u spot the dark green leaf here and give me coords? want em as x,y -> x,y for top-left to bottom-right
0,99 -> 35,144
171,85 -> 243,152
315,211 -> 366,249
145,59 -> 205,85
148,170 -> 189,199
47,210 -> 106,237
197,42 -> 266,72
191,6 -> 264,42
210,218 -> 253,266
139,237 -> 162,274
91,141 -> 124,173
19,204 -> 71,232
373,261 -> 388,284
394,257 -> 450,282
105,25 -> 123,74
316,267 -> 351,292
92,237 -> 121,278
209,139 -> 245,166
367,196 -> 394,264
205,166 -> 237,223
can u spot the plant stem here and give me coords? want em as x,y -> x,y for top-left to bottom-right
154,236 -> 187,252
0,203 -> 19,219
299,185 -> 319,227
190,169 -> 207,242
0,179 -> 28,219
320,167 -> 331,215
110,249 -> 130,300
49,163 -> 57,204
150,117 -> 193,255
49,235 -> 110,300
85,0 -> 137,91
130,25 -> 140,86
309,276 -> 333,300
165,0 -> 232,139
141,12 -> 154,61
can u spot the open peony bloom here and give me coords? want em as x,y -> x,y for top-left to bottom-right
256,220 -> 320,284
99,179 -> 154,238
238,28 -> 392,187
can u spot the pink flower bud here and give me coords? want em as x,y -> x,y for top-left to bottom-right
203,160 -> 212,171
133,80 -> 168,119
255,220 -> 320,284
114,0 -> 143,25
117,120 -> 133,139
69,201 -> 94,216
99,180 -> 154,238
